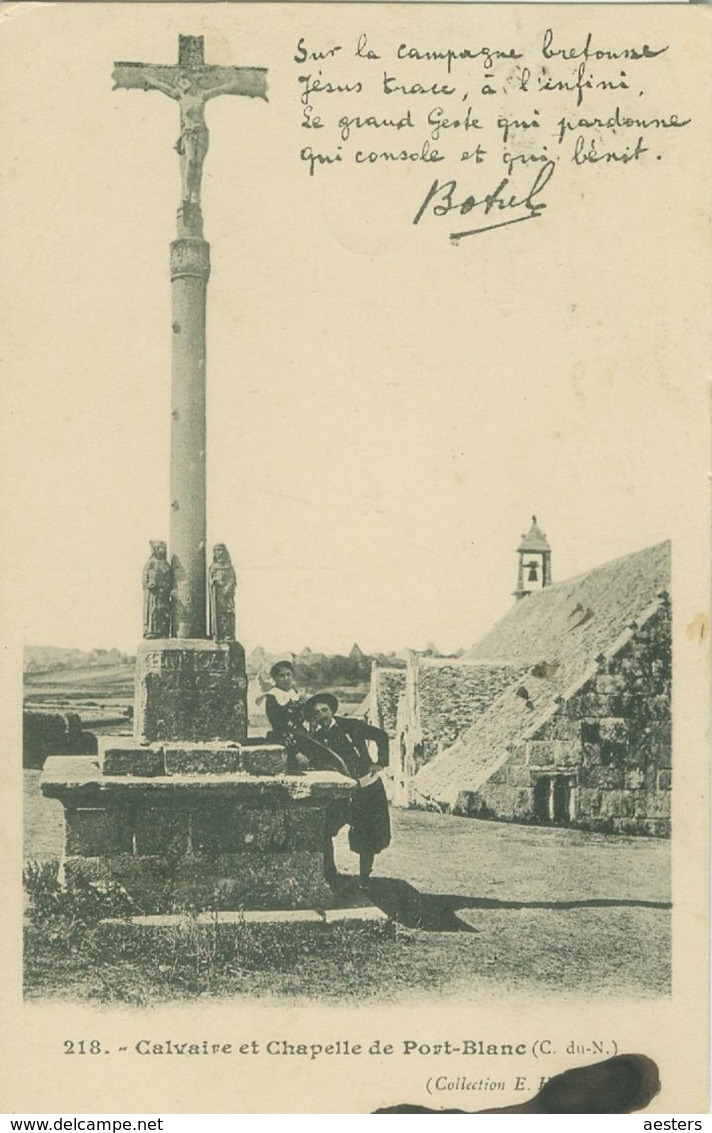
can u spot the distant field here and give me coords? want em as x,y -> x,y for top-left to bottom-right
25,664 -> 134,697
23,664 -> 367,738
25,667 -> 365,701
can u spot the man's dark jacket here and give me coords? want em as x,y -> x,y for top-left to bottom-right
311,716 -> 389,779
312,716 -> 391,856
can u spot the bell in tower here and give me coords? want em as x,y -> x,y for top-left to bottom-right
514,516 -> 552,600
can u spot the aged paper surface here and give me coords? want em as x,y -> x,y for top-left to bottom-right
1,0 -> 710,1115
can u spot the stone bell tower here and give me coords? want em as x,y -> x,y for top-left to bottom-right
514,515 -> 552,600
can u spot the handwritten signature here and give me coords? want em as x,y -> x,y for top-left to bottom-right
413,160 -> 556,242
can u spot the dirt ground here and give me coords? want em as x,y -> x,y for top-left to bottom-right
335,809 -> 670,998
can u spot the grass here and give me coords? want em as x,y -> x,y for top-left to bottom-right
23,860 -> 408,1005
23,853 -> 670,1006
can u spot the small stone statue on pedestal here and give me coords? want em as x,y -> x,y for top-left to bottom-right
209,543 -> 236,641
142,540 -> 173,638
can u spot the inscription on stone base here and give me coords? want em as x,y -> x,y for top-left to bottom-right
135,638 -> 248,743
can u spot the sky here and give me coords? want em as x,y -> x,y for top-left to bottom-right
1,3 -> 708,657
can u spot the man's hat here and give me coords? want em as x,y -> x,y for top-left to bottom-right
269,660 -> 294,679
303,692 -> 339,717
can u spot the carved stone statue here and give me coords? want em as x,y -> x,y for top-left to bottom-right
142,541 -> 173,639
209,543 -> 236,641
114,36 -> 267,216
136,72 -> 211,205
128,69 -> 262,207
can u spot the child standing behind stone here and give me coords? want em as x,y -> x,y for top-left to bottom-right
261,660 -> 311,773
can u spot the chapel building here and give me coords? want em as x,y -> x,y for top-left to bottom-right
369,526 -> 671,836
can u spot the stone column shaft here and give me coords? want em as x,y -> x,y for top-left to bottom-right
170,237 -> 210,638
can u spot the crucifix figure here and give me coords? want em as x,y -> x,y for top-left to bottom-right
113,35 -> 267,219
114,36 -> 267,639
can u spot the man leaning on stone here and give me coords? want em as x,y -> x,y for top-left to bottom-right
302,693 -> 391,889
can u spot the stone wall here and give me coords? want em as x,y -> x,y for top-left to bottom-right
454,602 -> 671,836
417,661 -> 521,766
372,667 -> 406,737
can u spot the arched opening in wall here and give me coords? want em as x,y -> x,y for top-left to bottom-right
534,776 -> 550,822
553,775 -> 573,823
533,773 -> 577,824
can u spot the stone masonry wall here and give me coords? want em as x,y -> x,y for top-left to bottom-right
375,668 -> 406,737
418,662 -> 522,766
456,602 -> 671,836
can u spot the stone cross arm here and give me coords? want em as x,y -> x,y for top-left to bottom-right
112,61 -> 268,101
114,32 -> 267,101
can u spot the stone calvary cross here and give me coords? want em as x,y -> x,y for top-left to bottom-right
113,35 -> 267,640
40,37 -> 368,924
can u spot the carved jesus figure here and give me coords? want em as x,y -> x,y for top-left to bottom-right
113,37 -> 267,215
138,72 -> 248,205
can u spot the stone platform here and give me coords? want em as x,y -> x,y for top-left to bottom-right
40,737 -> 356,915
99,904 -> 389,941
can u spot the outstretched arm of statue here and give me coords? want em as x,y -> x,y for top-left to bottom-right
141,74 -> 180,99
202,70 -> 268,101
204,77 -> 250,100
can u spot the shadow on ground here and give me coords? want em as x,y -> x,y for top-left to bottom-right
366,876 -> 672,933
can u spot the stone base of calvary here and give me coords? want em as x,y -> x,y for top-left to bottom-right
41,35 -> 377,924
41,736 -> 353,916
